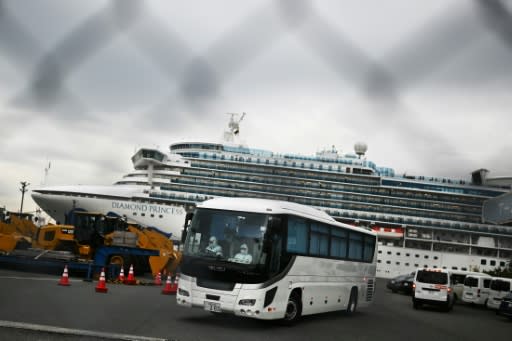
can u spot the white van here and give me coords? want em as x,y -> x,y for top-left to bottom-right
486,277 -> 512,310
462,274 -> 493,305
412,268 -> 454,311
450,270 -> 488,302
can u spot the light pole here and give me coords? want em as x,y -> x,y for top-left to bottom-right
19,181 -> 30,215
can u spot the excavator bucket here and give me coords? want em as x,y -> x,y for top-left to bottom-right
148,248 -> 182,277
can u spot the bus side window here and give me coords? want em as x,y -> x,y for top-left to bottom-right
286,216 -> 308,254
348,232 -> 363,261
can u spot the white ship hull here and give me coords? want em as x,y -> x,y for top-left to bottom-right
32,186 -> 187,240
377,243 -> 510,278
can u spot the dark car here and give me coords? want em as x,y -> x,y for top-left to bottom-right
497,292 -> 512,320
387,273 -> 415,295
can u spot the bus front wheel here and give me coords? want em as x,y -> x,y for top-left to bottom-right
283,292 -> 302,325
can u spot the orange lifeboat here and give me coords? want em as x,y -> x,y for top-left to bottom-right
371,226 -> 404,239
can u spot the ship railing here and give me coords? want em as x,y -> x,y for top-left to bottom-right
167,176 -> 482,217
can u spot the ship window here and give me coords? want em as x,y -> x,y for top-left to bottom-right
414,264 -> 419,267
481,259 -> 487,265
377,260 -> 381,263
387,251 -> 392,255
396,262 -> 400,265
451,266 -> 458,270
424,255 -> 429,259
433,256 -> 438,260
386,261 -> 391,264
133,212 -> 137,216
141,213 -> 145,217
405,263 -> 410,266
150,214 -> 154,218
396,252 -> 401,256
378,250 -> 382,254
406,253 -> 410,257
461,267 -> 467,271
490,260 -> 496,266
442,266 -> 447,269
159,215 -> 163,219
415,254 -> 419,258
424,265 -> 428,268
433,265 -> 438,269
500,261 -> 506,267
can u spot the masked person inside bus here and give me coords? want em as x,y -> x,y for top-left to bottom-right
205,236 -> 223,256
230,243 -> 252,264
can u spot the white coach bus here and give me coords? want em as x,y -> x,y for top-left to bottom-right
176,197 -> 377,324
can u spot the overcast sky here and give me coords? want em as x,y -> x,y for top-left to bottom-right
1,0 -> 512,214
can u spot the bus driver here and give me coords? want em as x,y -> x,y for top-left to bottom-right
205,236 -> 223,256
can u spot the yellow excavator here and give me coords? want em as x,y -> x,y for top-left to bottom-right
0,211 -> 181,276
0,213 -> 37,253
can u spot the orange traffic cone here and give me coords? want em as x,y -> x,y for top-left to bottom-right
124,264 -> 137,285
58,265 -> 70,286
118,267 -> 125,282
162,274 -> 177,295
154,272 -> 162,286
95,268 -> 108,293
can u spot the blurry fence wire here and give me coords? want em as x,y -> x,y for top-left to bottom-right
0,0 -> 511,160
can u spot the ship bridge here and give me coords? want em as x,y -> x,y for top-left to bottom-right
483,192 -> 512,225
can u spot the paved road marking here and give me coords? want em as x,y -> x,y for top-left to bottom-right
0,275 -> 81,282
0,320 -> 169,341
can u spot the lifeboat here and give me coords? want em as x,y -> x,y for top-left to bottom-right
371,226 -> 404,239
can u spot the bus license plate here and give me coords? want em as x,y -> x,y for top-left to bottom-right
204,301 -> 221,313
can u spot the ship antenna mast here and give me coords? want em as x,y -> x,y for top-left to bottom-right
42,160 -> 51,185
224,112 -> 246,144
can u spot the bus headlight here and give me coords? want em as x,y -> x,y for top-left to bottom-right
178,288 -> 190,297
238,299 -> 256,306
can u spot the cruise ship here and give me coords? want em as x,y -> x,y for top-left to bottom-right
32,113 -> 512,278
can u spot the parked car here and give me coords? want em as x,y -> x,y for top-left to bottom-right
412,268 -> 455,311
400,274 -> 415,295
462,274 -> 493,306
387,273 -> 415,295
487,277 -> 512,310
497,292 -> 512,320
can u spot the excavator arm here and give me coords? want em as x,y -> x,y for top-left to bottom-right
126,226 -> 182,276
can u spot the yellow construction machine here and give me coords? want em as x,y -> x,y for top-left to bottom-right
0,210 -> 181,276
0,213 -> 37,253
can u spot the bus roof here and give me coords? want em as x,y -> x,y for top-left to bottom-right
197,197 -> 376,236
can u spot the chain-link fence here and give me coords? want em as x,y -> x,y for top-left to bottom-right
1,0 -> 511,210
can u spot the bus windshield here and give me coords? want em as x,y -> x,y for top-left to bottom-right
184,209 -> 269,266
